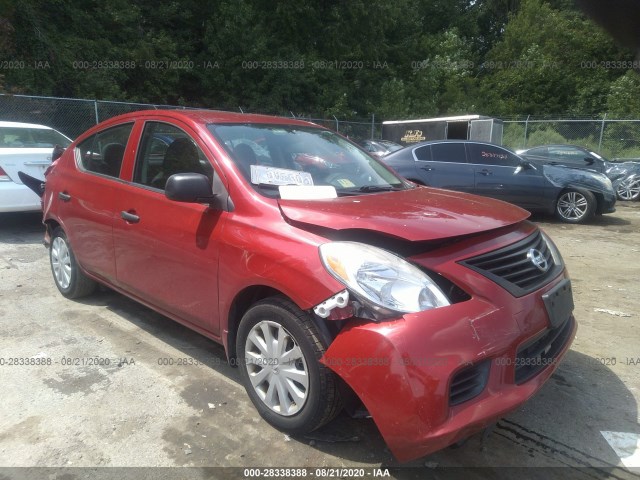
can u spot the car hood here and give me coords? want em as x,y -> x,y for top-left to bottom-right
278,187 -> 530,242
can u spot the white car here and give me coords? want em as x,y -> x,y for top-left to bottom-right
0,121 -> 72,212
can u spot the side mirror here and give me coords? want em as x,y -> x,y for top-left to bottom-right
165,173 -> 217,204
515,161 -> 536,174
584,157 -> 595,165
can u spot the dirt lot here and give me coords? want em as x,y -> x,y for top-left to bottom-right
0,203 -> 639,479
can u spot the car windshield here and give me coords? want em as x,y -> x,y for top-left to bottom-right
0,127 -> 71,148
208,124 -> 409,197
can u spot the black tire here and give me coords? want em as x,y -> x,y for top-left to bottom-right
236,296 -> 342,434
49,227 -> 97,299
555,188 -> 596,224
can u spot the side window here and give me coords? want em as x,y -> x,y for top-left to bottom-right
431,143 -> 466,163
77,123 -> 133,177
548,147 -> 586,165
468,144 -> 521,167
133,122 -> 213,190
414,145 -> 432,161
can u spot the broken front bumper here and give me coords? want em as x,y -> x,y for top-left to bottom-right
320,273 -> 576,462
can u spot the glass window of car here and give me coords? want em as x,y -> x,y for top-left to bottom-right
0,127 -> 71,148
431,143 -> 466,163
209,124 -> 407,197
547,146 -> 594,165
467,143 -> 521,167
133,122 -> 213,190
414,145 -> 432,161
76,123 -> 133,177
525,146 -> 548,156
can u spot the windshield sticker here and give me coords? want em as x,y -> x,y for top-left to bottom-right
335,178 -> 356,188
250,165 -> 314,186
279,185 -> 338,200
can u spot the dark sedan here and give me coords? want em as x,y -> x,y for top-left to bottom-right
517,144 -> 640,201
516,144 -> 607,173
383,140 -> 616,224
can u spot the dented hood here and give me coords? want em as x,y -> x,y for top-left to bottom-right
278,186 -> 530,242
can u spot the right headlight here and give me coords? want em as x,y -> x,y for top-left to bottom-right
319,241 -> 450,320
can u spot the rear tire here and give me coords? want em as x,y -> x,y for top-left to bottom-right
50,227 -> 97,298
236,296 -> 342,434
555,189 -> 596,224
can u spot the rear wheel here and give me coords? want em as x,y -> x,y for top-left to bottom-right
555,189 -> 596,224
50,227 -> 97,298
616,177 -> 640,201
236,296 -> 342,434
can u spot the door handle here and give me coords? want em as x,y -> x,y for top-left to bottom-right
58,192 -> 71,202
479,169 -> 492,176
420,166 -> 434,172
120,211 -> 140,224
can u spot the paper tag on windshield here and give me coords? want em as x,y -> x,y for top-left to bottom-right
250,165 -> 313,186
279,185 -> 337,200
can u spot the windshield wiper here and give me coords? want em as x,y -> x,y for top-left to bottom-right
356,184 -> 404,193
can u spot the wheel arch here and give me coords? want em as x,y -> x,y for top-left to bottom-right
224,286 -> 336,365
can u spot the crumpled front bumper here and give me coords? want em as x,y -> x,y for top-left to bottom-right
320,272 -> 576,462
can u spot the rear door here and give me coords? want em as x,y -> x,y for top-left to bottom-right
53,122 -> 134,284
414,142 -> 475,192
112,120 -> 226,335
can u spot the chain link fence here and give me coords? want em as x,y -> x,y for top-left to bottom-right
503,117 -> 640,160
2,94 -> 639,158
0,94 -> 200,139
0,93 -> 381,142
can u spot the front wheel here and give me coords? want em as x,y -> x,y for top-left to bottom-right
616,177 -> 640,201
236,296 -> 342,434
555,189 -> 596,224
50,227 -> 97,298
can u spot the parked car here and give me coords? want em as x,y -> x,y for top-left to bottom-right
516,144 -> 608,174
0,121 -> 71,212
384,140 -> 616,223
606,161 -> 640,201
517,144 -> 640,201
359,139 -> 403,157
22,110 -> 576,462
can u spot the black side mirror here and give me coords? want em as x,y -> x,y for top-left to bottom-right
165,173 -> 217,204
584,157 -> 595,165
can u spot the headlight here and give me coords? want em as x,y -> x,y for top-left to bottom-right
319,241 -> 450,319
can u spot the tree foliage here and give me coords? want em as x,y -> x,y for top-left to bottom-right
0,0 -> 637,118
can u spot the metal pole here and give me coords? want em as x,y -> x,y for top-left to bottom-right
332,115 -> 339,133
523,115 -> 530,148
94,101 -> 99,124
598,113 -> 607,152
371,114 -> 375,139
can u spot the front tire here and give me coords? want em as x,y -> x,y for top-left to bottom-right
236,296 -> 342,434
50,227 -> 97,298
616,177 -> 640,201
555,189 -> 596,223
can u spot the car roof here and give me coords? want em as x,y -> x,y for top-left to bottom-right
0,121 -> 55,129
523,144 -> 592,150
100,109 -> 320,128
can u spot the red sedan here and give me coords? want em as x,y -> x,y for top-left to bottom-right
31,110 -> 576,462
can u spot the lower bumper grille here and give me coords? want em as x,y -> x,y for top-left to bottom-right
449,359 -> 491,406
515,315 -> 574,384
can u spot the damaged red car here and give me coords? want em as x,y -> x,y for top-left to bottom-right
27,110 -> 576,462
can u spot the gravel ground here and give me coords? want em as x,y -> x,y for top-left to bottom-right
0,203 -> 639,479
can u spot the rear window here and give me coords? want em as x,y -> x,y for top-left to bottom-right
0,127 -> 71,148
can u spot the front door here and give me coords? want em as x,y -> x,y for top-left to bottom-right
112,120 -> 225,335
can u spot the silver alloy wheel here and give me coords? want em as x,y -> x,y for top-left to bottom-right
617,178 -> 640,201
51,236 -> 72,289
557,191 -> 589,221
244,320 -> 309,416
